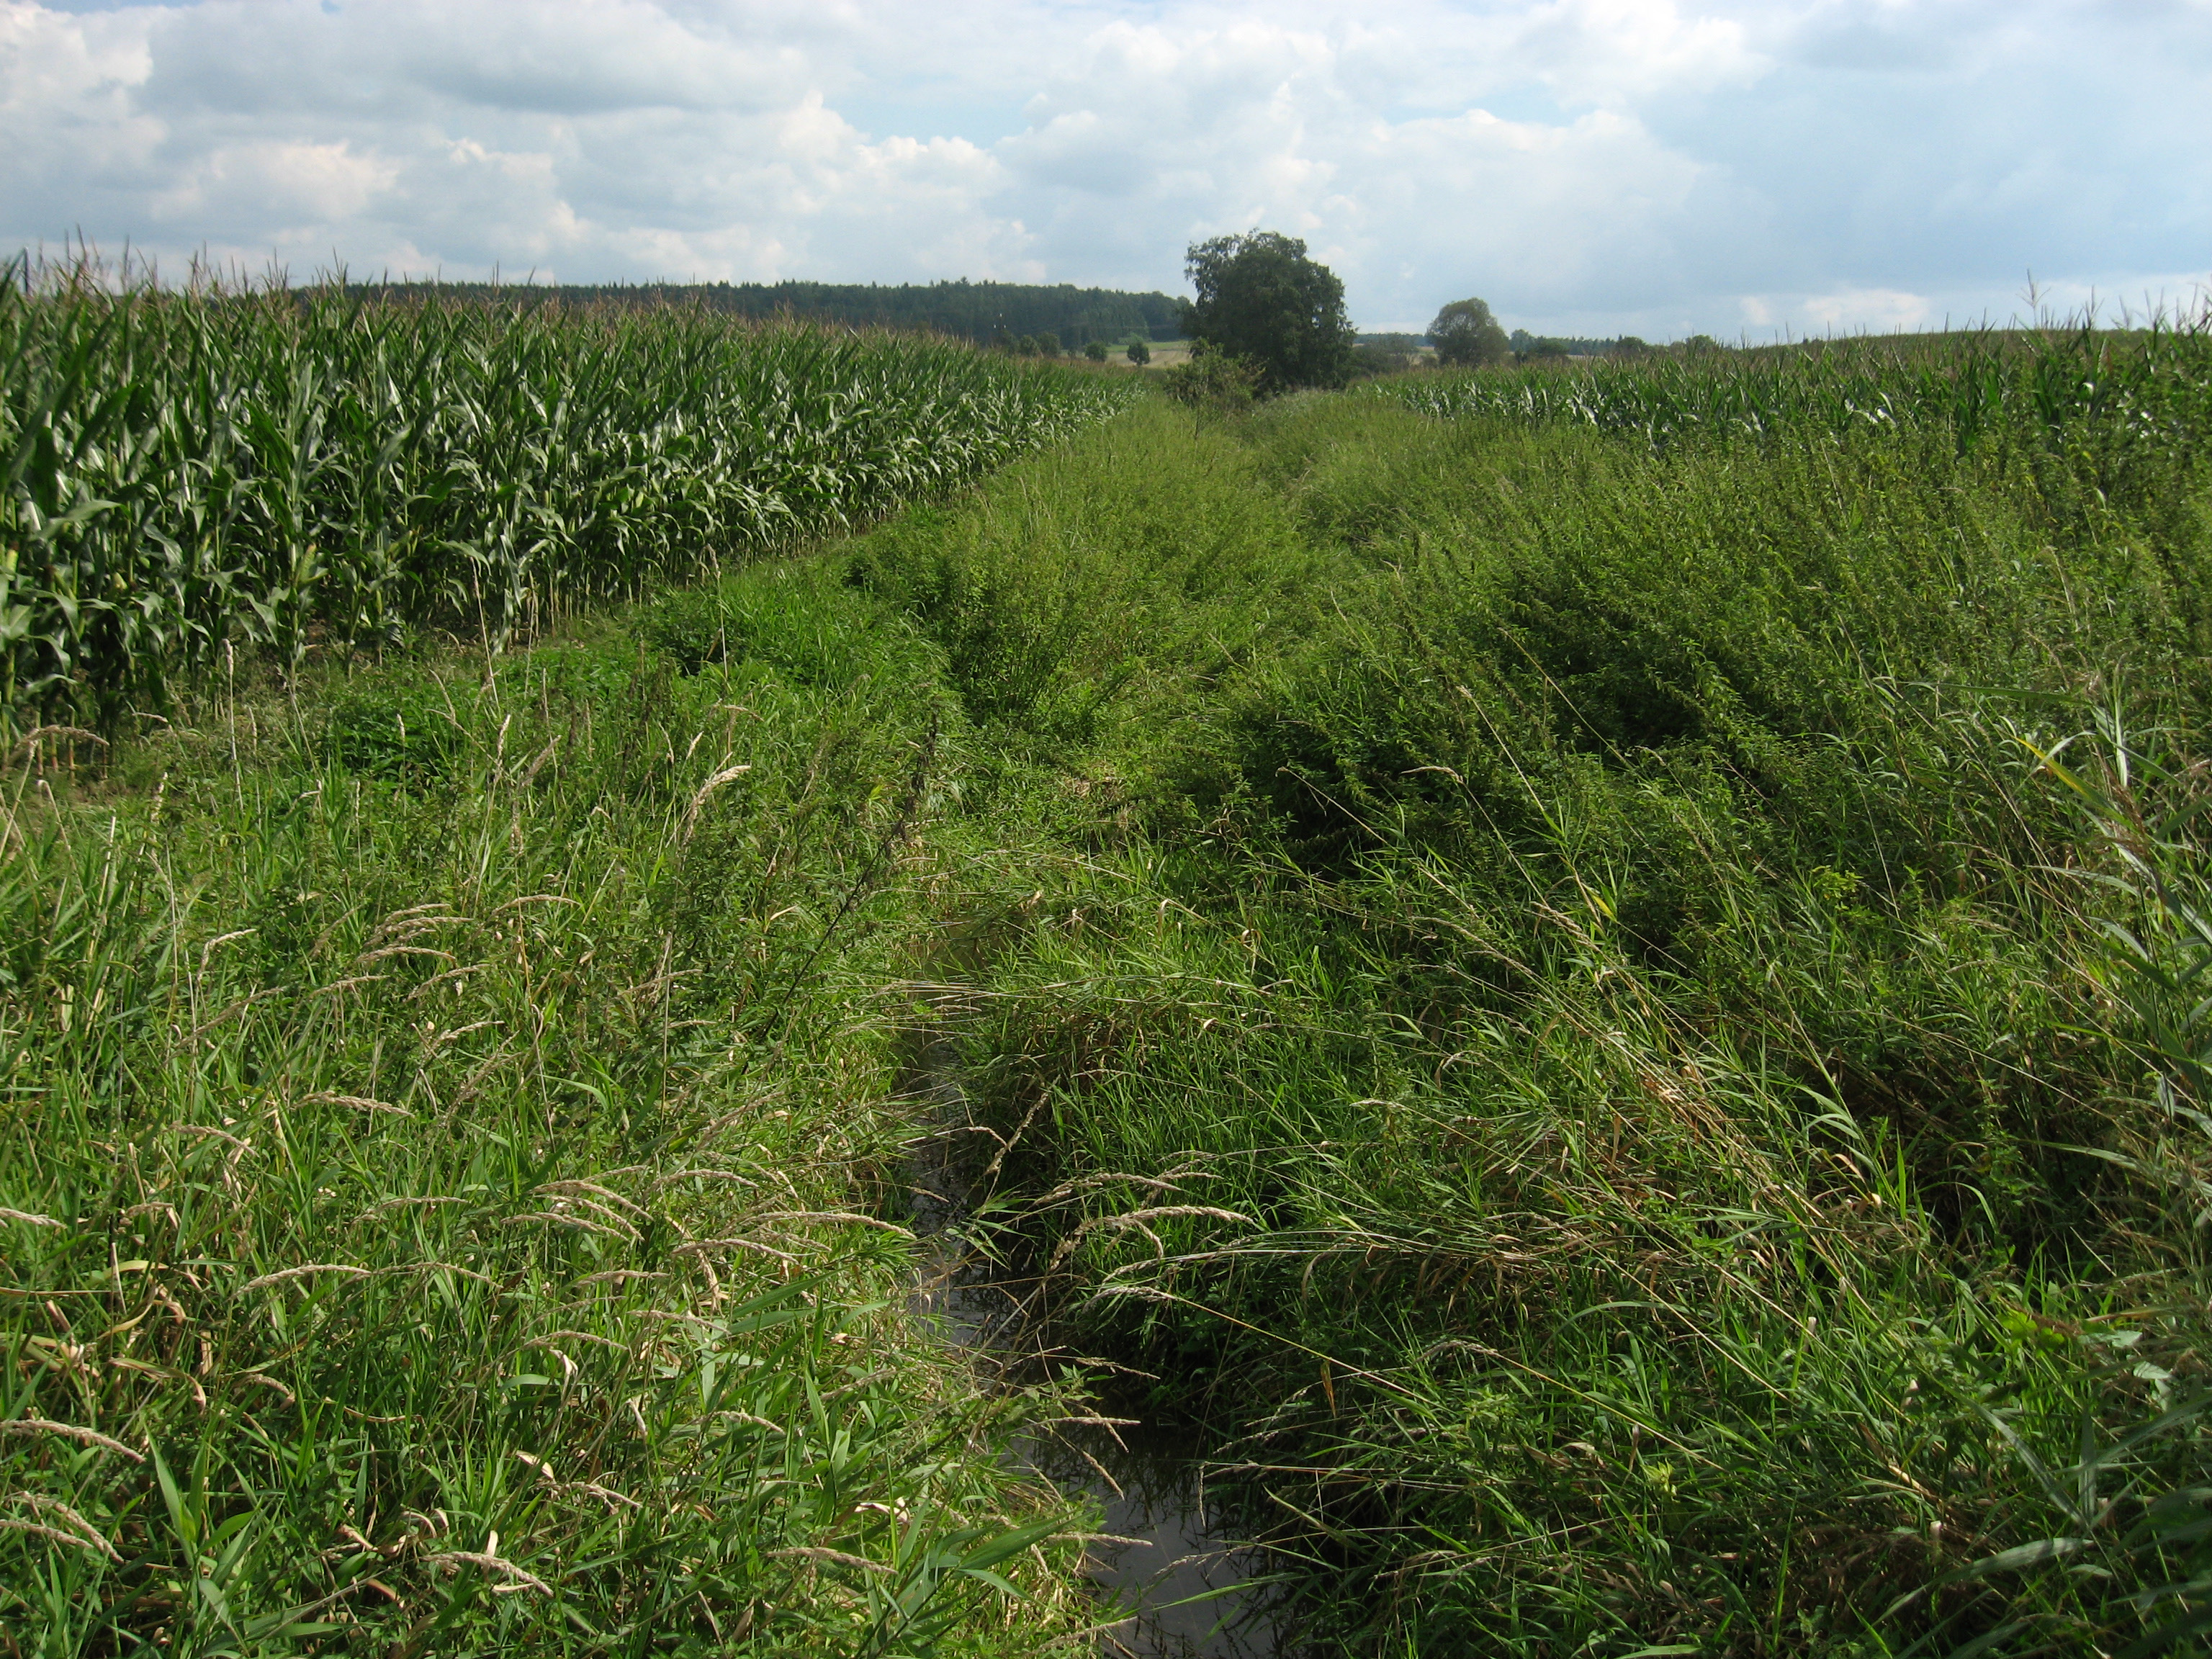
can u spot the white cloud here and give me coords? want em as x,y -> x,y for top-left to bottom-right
153,140 -> 397,230
0,0 -> 2204,338
1509,0 -> 1768,106
1797,285 -> 1933,332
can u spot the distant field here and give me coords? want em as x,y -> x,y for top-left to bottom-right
1101,337 -> 1192,369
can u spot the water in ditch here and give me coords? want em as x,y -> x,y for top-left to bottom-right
904,1025 -> 1295,1658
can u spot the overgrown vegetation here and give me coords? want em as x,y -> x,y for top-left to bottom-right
837,320 -> 2212,1654
8,302 -> 2212,1656
0,563 -> 1104,1654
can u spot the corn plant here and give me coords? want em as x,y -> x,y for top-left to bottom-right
1373,313 -> 2212,483
0,255 -> 1130,738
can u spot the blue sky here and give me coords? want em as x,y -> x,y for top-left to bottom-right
2,0 -> 2206,339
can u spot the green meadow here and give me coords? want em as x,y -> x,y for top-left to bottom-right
7,284 -> 2212,1656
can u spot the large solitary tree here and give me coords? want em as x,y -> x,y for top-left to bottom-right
1179,231 -> 1354,393
1428,297 -> 1510,367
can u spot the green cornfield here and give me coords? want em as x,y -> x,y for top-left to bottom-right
0,261 -> 1126,736
1372,319 -> 2212,464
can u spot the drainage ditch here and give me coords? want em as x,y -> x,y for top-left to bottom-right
903,1014 -> 1295,1657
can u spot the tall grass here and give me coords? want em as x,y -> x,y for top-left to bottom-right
0,257 -> 1128,737
0,565 -> 1097,1654
835,363 -> 2212,1653
14,311 -> 2212,1655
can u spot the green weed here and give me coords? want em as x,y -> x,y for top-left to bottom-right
13,311 -> 2212,1657
0,592 -> 1091,1655
844,345 -> 2212,1653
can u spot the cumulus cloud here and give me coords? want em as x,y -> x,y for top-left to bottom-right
0,0 -> 2203,337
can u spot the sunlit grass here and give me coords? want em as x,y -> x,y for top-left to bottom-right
10,313 -> 2212,1655
0,567 -> 1096,1654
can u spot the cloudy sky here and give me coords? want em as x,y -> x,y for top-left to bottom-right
2,0 -> 2206,338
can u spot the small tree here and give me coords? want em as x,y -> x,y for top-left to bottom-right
1125,338 -> 1151,365
1427,298 -> 1509,368
1179,231 -> 1353,393
1161,351 -> 1259,415
1084,340 -> 1109,362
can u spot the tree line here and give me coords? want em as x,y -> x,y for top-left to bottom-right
350,244 -> 1677,392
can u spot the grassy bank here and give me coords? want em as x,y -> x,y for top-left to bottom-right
7,318 -> 2212,1655
0,571 -> 1103,1654
842,356 -> 2212,1653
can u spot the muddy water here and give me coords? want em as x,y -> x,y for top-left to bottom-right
1024,1424 -> 1290,1658
904,1028 -> 1295,1657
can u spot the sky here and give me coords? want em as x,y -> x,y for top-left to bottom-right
1,0 -> 2206,339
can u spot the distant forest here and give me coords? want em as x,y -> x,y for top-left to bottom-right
1509,329 -> 1655,356
353,278 -> 1187,348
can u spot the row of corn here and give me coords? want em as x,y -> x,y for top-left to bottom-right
0,264 -> 1129,734
1377,315 -> 2212,464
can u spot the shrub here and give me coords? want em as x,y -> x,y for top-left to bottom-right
1160,349 -> 1260,415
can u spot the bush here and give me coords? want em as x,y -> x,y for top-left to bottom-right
1160,349 -> 1260,415
1084,340 -> 1109,362
1125,338 -> 1151,365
